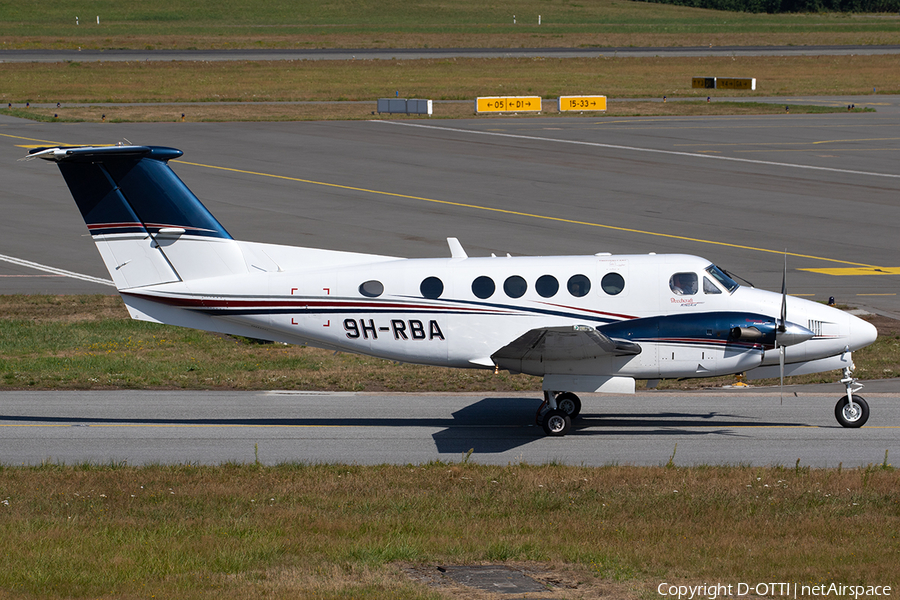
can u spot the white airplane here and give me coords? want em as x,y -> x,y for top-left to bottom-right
28,144 -> 878,436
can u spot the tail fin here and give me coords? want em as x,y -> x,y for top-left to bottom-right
32,145 -> 246,289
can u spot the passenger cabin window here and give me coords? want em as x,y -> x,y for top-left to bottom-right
567,274 -> 591,298
504,275 -> 527,299
420,276 -> 444,299
359,280 -> 384,298
601,272 -> 625,295
535,275 -> 559,298
669,272 -> 698,295
471,276 -> 495,299
703,276 -> 722,294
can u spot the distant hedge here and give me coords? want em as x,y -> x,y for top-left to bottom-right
635,0 -> 900,12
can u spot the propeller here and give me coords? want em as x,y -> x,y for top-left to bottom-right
769,254 -> 815,405
778,253 -> 787,404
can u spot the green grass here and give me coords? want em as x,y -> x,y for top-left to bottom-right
1,0 -> 899,49
2,0 -> 896,29
0,295 -> 897,391
0,462 -> 896,599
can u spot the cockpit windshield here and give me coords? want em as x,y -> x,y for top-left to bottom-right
705,264 -> 739,293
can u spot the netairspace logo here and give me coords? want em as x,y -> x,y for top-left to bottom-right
658,583 -> 893,600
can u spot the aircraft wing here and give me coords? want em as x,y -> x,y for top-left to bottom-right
491,325 -> 641,365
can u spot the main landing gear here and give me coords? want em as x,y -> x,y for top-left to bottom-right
537,391 -> 582,436
835,360 -> 869,428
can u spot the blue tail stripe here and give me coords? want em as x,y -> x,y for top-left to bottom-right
104,157 -> 231,239
55,146 -> 231,240
59,162 -> 142,228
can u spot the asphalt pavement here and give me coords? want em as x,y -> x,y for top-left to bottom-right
2,45 -> 900,62
1,388 -> 897,466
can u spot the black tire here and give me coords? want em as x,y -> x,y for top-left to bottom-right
834,395 -> 869,428
542,408 -> 572,437
555,392 -> 582,419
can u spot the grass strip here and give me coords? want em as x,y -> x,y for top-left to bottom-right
2,0 -> 900,49
5,30 -> 900,50
0,295 -> 897,391
0,462 -> 895,599
1,55 -> 898,106
0,100 -> 873,124
0,54 -> 894,122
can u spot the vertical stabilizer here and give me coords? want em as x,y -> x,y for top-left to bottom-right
32,145 -> 247,289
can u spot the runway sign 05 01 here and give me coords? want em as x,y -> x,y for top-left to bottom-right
475,96 -> 542,114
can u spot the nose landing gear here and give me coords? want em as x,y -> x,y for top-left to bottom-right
835,356 -> 869,428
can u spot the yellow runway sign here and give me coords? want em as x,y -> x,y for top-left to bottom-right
692,77 -> 756,91
558,95 -> 607,112
475,96 -> 542,114
718,77 -> 756,90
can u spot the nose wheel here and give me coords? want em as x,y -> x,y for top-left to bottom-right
835,395 -> 869,428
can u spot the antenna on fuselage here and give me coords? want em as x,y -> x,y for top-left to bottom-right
447,237 -> 467,259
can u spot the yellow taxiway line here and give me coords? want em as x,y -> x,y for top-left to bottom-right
6,131 -> 893,273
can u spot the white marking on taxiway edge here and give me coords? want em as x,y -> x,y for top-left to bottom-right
0,253 -> 115,287
375,121 -> 900,179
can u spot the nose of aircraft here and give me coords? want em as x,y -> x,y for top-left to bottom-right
848,313 -> 878,351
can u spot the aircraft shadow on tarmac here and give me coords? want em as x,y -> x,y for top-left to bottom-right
430,397 -> 814,454
0,397 -> 812,455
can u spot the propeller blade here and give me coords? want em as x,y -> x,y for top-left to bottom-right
779,343 -> 785,405
779,252 -> 786,404
779,252 -> 787,332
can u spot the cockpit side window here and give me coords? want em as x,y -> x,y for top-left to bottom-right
669,272 -> 698,295
705,264 -> 739,293
703,276 -> 722,294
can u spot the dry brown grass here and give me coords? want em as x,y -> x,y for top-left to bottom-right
0,294 -> 125,322
8,99 -> 862,124
0,463 -> 896,598
2,55 -> 898,109
7,29 -> 900,51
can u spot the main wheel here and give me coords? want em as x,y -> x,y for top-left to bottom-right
555,392 -> 582,419
542,408 -> 572,437
834,395 -> 869,428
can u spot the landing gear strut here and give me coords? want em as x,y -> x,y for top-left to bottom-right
835,356 -> 868,428
536,391 -> 581,436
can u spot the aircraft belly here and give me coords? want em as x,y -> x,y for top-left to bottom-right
759,338 -> 840,367
657,342 -> 762,378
